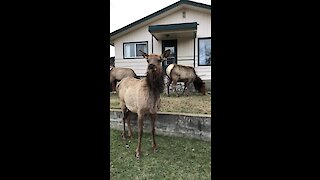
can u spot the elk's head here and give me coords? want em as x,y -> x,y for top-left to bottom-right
140,49 -> 170,92
194,76 -> 206,95
139,49 -> 170,75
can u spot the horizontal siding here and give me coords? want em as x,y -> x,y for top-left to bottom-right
177,38 -> 194,58
195,66 -> 211,80
176,59 -> 194,67
115,59 -> 148,76
115,58 -> 211,80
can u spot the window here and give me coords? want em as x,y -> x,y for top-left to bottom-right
123,41 -> 148,59
198,38 -> 211,66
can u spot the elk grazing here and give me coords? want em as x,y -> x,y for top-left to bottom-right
110,67 -> 138,92
165,64 -> 206,97
116,49 -> 170,159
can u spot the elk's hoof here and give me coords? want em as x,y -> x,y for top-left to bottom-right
135,153 -> 141,160
153,148 -> 158,153
121,134 -> 126,140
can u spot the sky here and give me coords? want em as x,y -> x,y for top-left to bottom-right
110,0 -> 211,57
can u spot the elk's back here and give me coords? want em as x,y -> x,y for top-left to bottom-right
167,64 -> 196,81
111,68 -> 136,81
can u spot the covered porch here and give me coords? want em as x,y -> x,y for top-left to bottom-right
148,22 -> 198,68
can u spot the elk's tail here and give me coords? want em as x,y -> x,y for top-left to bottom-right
116,80 -> 122,93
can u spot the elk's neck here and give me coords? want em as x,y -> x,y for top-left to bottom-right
146,71 -> 164,96
146,71 -> 163,112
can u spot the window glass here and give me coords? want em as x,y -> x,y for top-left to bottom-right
124,42 -> 147,58
199,39 -> 211,66
124,43 -> 135,58
136,44 -> 147,56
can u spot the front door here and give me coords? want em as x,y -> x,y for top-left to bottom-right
162,40 -> 177,70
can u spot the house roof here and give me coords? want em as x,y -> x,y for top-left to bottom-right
110,0 -> 211,45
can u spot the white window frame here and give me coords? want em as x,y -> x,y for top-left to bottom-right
123,41 -> 148,59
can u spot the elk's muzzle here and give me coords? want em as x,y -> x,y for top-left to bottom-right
148,64 -> 156,70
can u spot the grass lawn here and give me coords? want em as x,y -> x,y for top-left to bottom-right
110,129 -> 211,179
110,92 -> 211,115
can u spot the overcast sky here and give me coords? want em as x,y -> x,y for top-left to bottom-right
110,0 -> 211,57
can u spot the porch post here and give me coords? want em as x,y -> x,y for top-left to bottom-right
151,35 -> 154,53
193,33 -> 196,68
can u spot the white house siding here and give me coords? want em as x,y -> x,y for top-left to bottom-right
177,38 -> 194,67
150,8 -> 211,80
114,26 -> 152,76
113,7 -> 211,80
150,8 -> 211,37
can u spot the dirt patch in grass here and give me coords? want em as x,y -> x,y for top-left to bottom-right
110,92 -> 211,115
110,129 -> 211,179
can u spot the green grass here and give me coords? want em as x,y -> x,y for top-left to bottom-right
110,92 -> 211,115
110,129 -> 211,180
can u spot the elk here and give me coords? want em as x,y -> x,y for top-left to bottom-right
165,64 -> 206,97
116,49 -> 170,159
110,67 -> 138,92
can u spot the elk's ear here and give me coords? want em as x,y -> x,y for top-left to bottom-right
161,49 -> 171,59
139,50 -> 148,59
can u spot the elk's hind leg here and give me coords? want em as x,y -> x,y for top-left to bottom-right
120,105 -> 129,140
126,110 -> 133,139
167,77 -> 172,97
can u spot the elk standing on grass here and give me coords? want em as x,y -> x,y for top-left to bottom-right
110,67 -> 138,92
165,64 -> 206,97
116,49 -> 170,159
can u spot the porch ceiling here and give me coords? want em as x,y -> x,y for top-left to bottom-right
149,22 -> 198,40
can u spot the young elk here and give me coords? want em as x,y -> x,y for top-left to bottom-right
110,67 -> 138,92
116,49 -> 170,159
165,64 -> 206,97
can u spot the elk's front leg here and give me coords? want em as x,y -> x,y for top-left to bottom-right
150,113 -> 157,152
184,81 -> 190,96
172,80 -> 179,97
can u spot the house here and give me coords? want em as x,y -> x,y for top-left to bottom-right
110,0 -> 212,83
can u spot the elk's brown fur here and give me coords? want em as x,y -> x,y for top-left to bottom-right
166,64 -> 206,96
116,49 -> 170,159
110,67 -> 138,91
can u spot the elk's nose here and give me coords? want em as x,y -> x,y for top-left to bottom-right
148,64 -> 155,70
